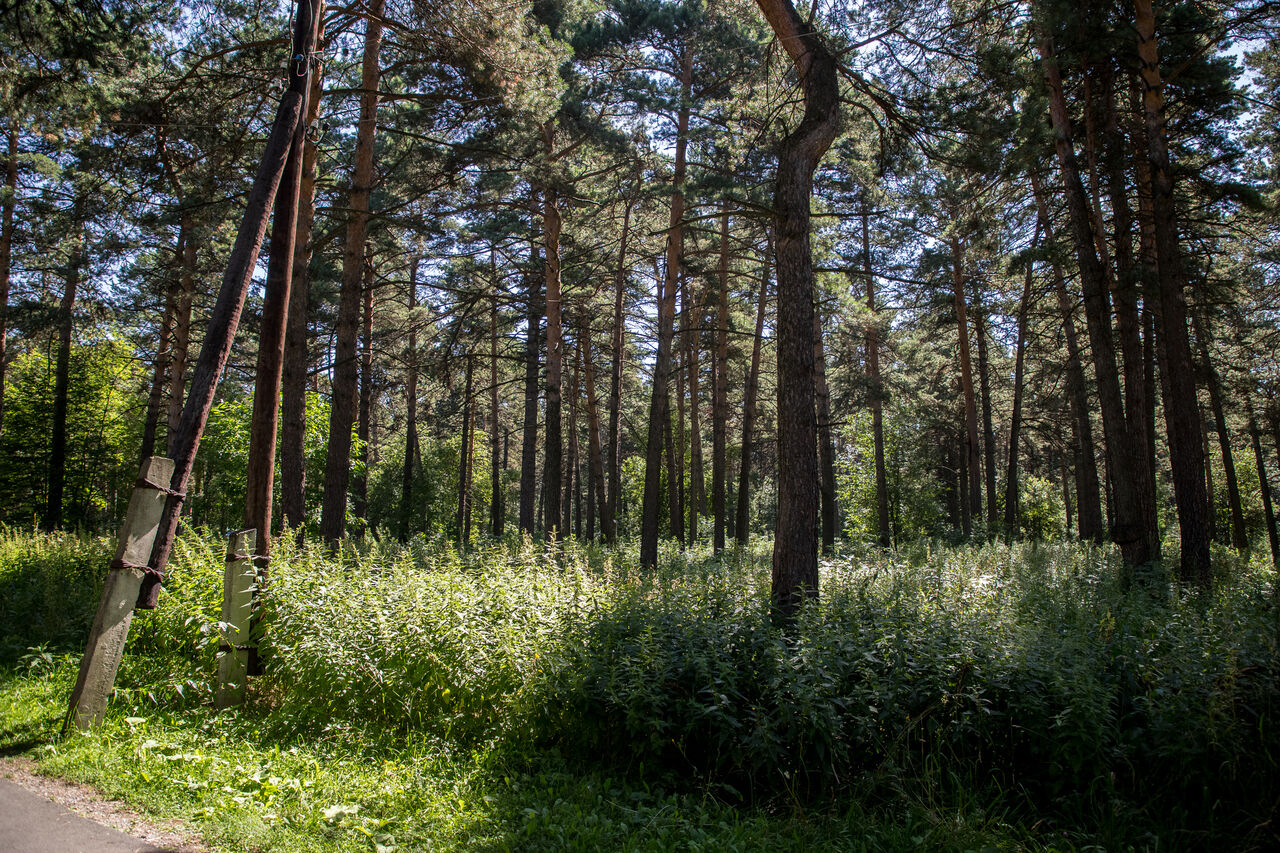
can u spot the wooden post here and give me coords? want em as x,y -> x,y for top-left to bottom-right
64,456 -> 174,732
215,529 -> 256,710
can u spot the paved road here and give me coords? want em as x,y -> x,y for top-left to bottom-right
0,778 -> 180,853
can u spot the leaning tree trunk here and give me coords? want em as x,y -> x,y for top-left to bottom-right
45,230 -> 81,532
640,44 -> 690,569
1133,0 -> 1212,587
244,3 -> 316,564
754,0 -> 839,618
166,216 -> 197,457
1247,401 -> 1280,568
736,234 -> 770,547
139,0 -> 319,608
280,17 -> 325,531
320,0 -> 383,546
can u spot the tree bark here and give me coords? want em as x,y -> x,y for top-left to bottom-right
281,19 -> 325,531
604,196 -> 632,543
1194,314 -> 1247,552
402,257 -> 419,541
712,209 -> 730,552
736,233 -> 770,547
974,291 -> 998,529
1247,403 -> 1280,568
244,8 -> 315,558
542,124 -> 564,537
0,121 -> 19,440
814,302 -> 837,553
139,283 -> 175,462
457,353 -> 474,544
45,230 -> 81,531
1003,229 -> 1038,534
755,0 -> 839,617
684,276 -> 704,543
353,255 -> 374,528
489,274 -> 503,537
640,44 -> 690,569
166,216 -> 196,457
563,336 -> 579,538
583,329 -> 607,544
950,235 -> 982,529
518,231 -> 543,536
672,339 -> 686,543
1133,0 -> 1212,586
140,0 -> 316,607
1038,30 -> 1154,569
862,201 -> 891,547
320,0 -> 382,546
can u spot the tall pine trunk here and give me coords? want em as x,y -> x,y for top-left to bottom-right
862,201 -> 891,547
950,235 -> 982,530
814,303 -> 837,553
489,280 -> 503,537
0,121 -> 19,439
320,0 -> 382,545
45,230 -> 81,531
542,125 -> 564,537
166,216 -> 196,456
604,197 -> 632,543
754,0 -> 839,617
712,209 -> 730,552
518,234 -> 543,536
402,258 -> 419,541
1133,0 -> 1212,586
973,292 -> 998,529
1004,228 -> 1038,533
353,258 -> 374,528
640,45 -> 690,569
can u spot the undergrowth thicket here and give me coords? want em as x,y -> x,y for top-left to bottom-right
2,526 -> 1278,851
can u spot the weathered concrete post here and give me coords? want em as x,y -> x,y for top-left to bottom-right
215,528 -> 256,709
64,456 -> 175,732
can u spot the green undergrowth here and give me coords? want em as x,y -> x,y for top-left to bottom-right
2,526 -> 1279,851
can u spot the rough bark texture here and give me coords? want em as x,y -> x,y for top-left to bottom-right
489,281 -> 503,537
583,331 -> 607,543
281,24 -> 325,531
1134,0 -> 1212,587
640,45 -> 690,569
166,217 -> 196,457
814,304 -> 837,553
974,295 -> 998,529
140,0 -> 316,607
353,257 -> 374,527
684,275 -> 704,543
755,0 -> 839,617
320,0 -> 382,546
139,285 -> 175,462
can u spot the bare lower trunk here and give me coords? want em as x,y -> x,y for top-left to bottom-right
814,303 -> 837,553
583,331 -> 607,543
1194,314 -> 1247,552
1004,227 -> 1037,533
1247,404 -> 1280,568
604,198 -> 632,543
756,0 -> 839,617
861,202 -> 890,547
402,259 -> 419,541
489,280 -> 503,537
353,258 -> 374,529
166,217 -> 196,456
951,235 -> 982,528
140,287 -> 175,462
320,0 -> 382,546
518,238 -> 543,535
0,121 -> 16,439
974,295 -> 998,529
712,209 -> 730,552
457,354 -> 474,544
542,137 -> 564,537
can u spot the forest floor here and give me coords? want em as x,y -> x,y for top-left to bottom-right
2,529 -> 1278,851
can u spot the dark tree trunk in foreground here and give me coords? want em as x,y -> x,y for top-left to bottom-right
641,45 -> 690,569
1038,30 -> 1154,571
45,232 -> 81,531
755,0 -> 839,618
1134,0 -> 1211,587
281,22 -> 325,531
140,0 -> 318,608
321,0 -> 382,546
736,236 -> 770,546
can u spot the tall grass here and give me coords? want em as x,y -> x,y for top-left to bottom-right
3,528 -> 1278,847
